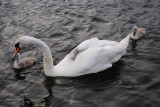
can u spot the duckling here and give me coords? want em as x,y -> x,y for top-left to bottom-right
13,53 -> 37,69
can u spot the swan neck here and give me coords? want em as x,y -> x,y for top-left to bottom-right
119,33 -> 131,49
28,37 -> 55,76
42,43 -> 55,75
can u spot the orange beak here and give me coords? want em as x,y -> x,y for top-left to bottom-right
14,47 -> 20,57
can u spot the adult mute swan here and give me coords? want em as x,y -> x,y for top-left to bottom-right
13,53 -> 37,69
13,26 -> 145,77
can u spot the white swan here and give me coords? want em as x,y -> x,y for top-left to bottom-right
13,26 -> 145,77
13,53 -> 37,69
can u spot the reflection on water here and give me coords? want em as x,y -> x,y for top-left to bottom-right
21,97 -> 34,107
0,0 -> 160,106
130,40 -> 138,55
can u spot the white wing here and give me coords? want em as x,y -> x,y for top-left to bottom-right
74,40 -> 125,74
68,38 -> 99,60
55,38 -> 126,76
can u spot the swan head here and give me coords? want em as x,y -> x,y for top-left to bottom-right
131,26 -> 146,40
13,36 -> 34,58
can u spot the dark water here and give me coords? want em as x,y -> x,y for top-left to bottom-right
0,0 -> 160,106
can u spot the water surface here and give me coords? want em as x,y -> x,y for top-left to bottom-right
0,0 -> 160,107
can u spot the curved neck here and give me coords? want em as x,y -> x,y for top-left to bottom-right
27,37 -> 55,76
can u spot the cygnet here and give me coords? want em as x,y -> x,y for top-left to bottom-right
13,53 -> 37,69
